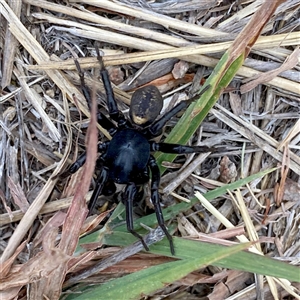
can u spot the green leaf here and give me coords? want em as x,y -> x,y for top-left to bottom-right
156,53 -> 244,174
64,242 -> 251,300
103,231 -> 299,283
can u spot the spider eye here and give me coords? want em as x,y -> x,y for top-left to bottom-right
129,85 -> 163,126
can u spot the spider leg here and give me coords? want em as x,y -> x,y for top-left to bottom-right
62,142 -> 109,176
147,100 -> 190,138
146,85 -> 209,138
124,183 -> 150,251
150,142 -> 216,154
88,162 -> 109,215
74,58 -> 118,137
95,47 -> 129,129
74,59 -> 93,111
96,112 -> 118,137
148,155 -> 175,255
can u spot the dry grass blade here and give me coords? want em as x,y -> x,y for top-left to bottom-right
22,0 -> 300,95
241,47 -> 300,93
13,66 -> 61,142
211,104 -> 300,175
0,0 -> 21,89
25,31 -> 300,70
0,0 -> 89,114
0,178 -> 59,263
74,0 -> 229,38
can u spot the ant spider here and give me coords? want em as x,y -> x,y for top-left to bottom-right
65,48 -> 218,255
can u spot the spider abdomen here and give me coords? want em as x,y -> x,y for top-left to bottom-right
104,128 -> 150,184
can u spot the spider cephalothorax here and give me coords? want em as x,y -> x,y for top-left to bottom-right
66,48 -> 217,255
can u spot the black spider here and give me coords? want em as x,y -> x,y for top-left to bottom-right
66,48 -> 217,255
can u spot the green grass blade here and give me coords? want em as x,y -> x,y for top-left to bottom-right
109,167 -> 277,233
156,52 -> 244,173
64,242 -> 252,300
102,232 -> 299,283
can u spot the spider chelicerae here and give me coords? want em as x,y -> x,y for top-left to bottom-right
65,48 -> 218,255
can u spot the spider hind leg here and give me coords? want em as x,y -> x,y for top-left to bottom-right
149,155 -> 175,255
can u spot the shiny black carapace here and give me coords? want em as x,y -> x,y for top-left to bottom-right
66,48 -> 216,255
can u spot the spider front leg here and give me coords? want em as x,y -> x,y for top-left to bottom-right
150,142 -> 217,154
74,58 -> 117,137
95,47 -> 129,129
146,85 -> 210,138
63,57 -> 117,177
148,155 -> 175,255
124,183 -> 150,251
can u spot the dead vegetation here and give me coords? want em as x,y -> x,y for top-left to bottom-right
0,0 -> 299,299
